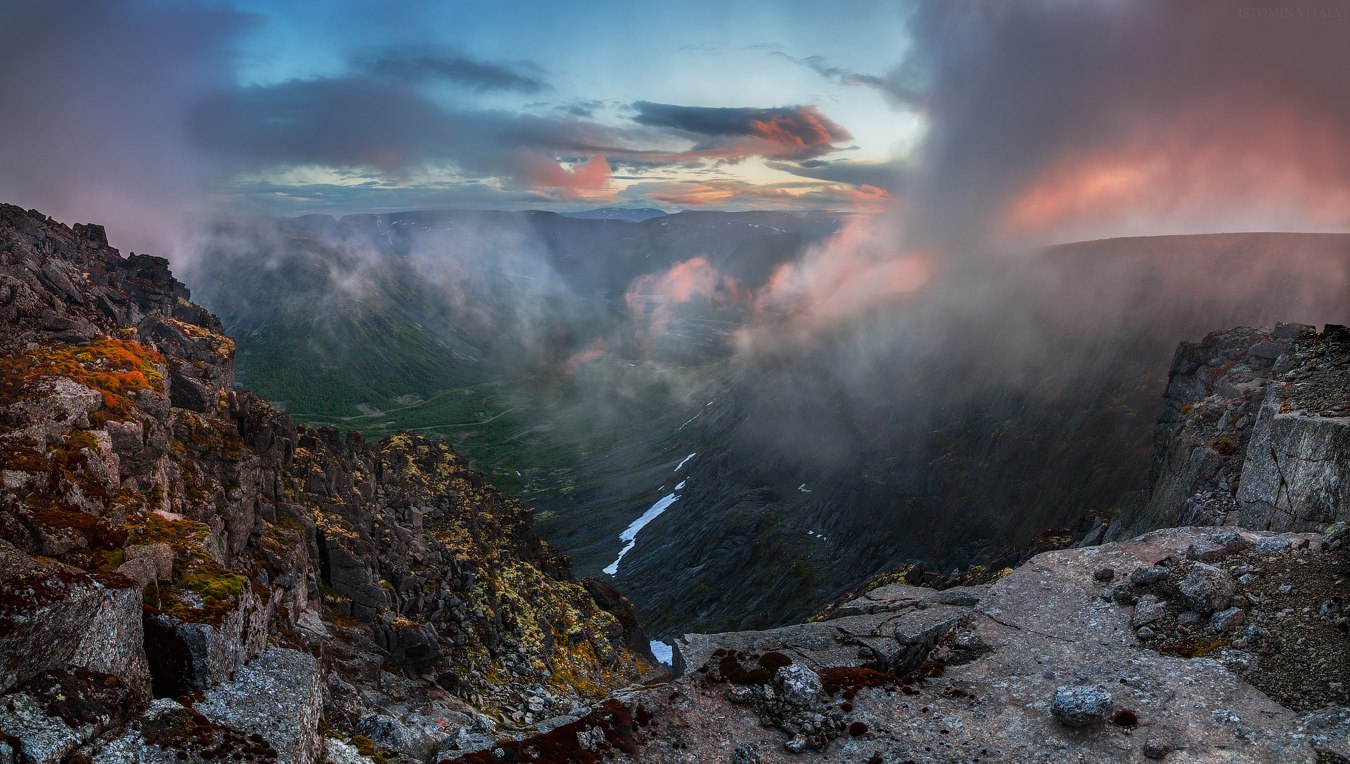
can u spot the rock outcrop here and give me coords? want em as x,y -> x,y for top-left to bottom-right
0,204 -> 652,761
1108,324 -> 1349,539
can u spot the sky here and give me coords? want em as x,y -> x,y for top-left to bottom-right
3,0 -> 1350,252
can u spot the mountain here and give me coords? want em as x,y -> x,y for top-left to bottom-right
0,204 -> 653,761
559,208 -> 669,222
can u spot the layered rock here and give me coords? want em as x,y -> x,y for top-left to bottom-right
0,204 -> 651,761
1108,324 -> 1350,539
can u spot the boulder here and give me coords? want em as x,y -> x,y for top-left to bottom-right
194,648 -> 325,764
1177,562 -> 1235,615
773,664 -> 823,707
0,541 -> 148,695
1051,685 -> 1113,727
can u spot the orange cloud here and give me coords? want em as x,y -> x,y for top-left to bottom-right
738,216 -> 932,347
1000,106 -> 1350,240
625,257 -> 743,344
519,151 -> 612,199
563,337 -> 608,375
637,179 -> 890,211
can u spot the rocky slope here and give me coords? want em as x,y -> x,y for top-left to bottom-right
0,204 -> 653,763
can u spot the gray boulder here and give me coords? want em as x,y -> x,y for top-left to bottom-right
1178,562 -> 1236,615
1051,685 -> 1113,727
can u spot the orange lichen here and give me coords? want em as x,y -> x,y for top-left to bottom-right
0,336 -> 164,424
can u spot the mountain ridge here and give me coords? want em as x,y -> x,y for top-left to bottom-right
0,203 -> 655,762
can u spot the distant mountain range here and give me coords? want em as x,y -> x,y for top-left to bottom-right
559,207 -> 669,222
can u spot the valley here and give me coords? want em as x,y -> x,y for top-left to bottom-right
191,214 -> 1350,642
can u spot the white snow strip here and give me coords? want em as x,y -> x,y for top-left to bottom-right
674,453 -> 697,472
677,411 -> 702,431
603,486 -> 684,576
798,483 -> 811,493
649,640 -> 674,665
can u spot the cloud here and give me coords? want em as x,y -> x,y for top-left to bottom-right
624,257 -> 743,343
356,47 -> 548,93
192,76 -> 459,174
516,152 -> 613,200
632,179 -> 888,210
773,53 -> 924,108
631,102 -> 851,159
0,0 -> 256,252
765,158 -> 907,192
190,75 -> 639,191
736,215 -> 932,346
891,1 -> 1350,248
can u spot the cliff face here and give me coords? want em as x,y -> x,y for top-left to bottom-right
1107,324 -> 1350,540
0,205 -> 650,763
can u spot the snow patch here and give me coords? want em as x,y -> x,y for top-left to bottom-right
649,640 -> 673,665
674,453 -> 697,472
603,484 -> 685,576
798,483 -> 812,493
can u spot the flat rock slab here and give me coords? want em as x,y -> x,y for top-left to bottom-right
830,583 -> 988,619
674,605 -> 970,677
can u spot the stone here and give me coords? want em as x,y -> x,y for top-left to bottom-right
322,738 -> 372,764
1131,595 -> 1167,628
1178,611 -> 1202,627
1210,531 -> 1252,554
673,604 -> 969,678
1178,562 -> 1236,615
194,648 -> 324,764
1092,567 -> 1115,582
1129,565 -> 1169,586
730,742 -> 761,764
1299,706 -> 1350,761
1187,540 -> 1228,562
112,557 -> 159,589
773,664 -> 823,707
1051,685 -> 1113,727
0,541 -> 148,695
1210,607 -> 1246,633
1256,537 -> 1294,554
123,544 -> 173,582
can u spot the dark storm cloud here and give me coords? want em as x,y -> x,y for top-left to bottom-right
766,158 -> 906,192
189,75 -> 635,182
356,47 -> 548,93
630,102 -> 851,150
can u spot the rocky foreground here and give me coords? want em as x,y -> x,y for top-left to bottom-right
0,204 -> 1346,763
